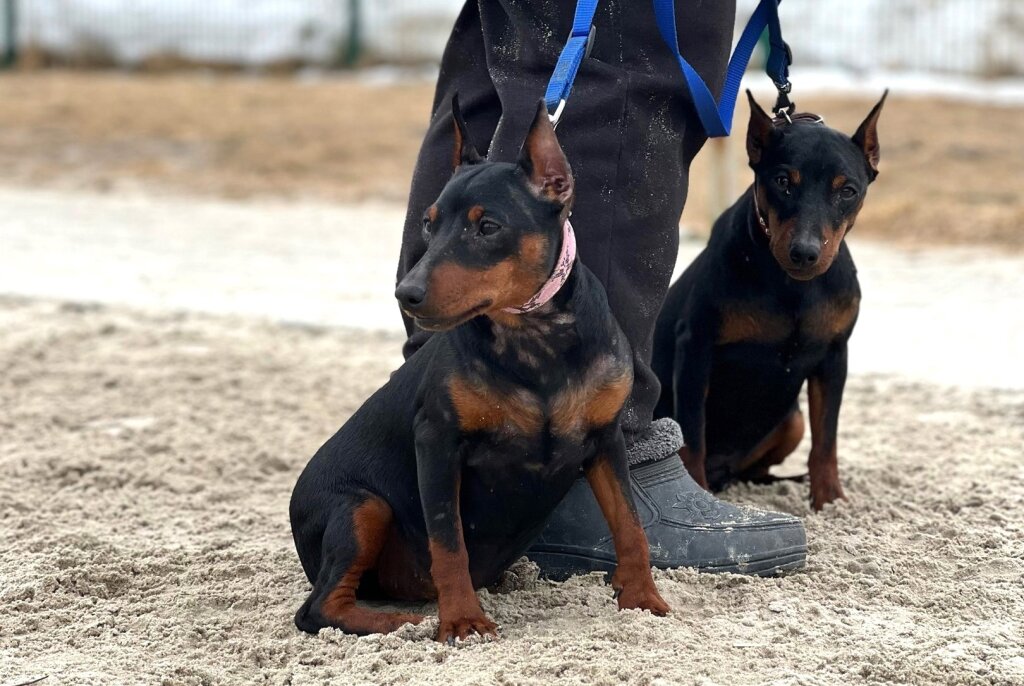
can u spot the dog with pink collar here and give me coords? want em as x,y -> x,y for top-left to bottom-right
289,97 -> 668,644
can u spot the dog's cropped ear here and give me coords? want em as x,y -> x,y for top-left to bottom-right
746,90 -> 774,166
451,93 -> 483,170
518,99 -> 574,208
852,89 -> 887,179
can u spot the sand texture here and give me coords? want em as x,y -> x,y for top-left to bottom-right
2,297 -> 1022,685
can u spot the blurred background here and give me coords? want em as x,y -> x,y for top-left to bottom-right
0,0 -> 1022,384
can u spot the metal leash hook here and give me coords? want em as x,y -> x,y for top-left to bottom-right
771,40 -> 795,123
549,99 -> 567,128
773,79 -> 795,124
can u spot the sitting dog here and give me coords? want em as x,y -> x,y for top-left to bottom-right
652,91 -> 886,511
290,97 -> 669,643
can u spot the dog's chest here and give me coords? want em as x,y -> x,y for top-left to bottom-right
448,354 -> 632,457
716,293 -> 860,350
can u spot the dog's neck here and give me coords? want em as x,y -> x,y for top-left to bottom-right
744,187 -> 772,249
501,219 -> 577,315
461,263 -> 584,387
750,181 -> 772,239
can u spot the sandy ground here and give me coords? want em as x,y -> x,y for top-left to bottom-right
1,296 -> 1022,686
0,72 -> 1022,247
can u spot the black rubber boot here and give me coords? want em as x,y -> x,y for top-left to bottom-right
527,419 -> 807,579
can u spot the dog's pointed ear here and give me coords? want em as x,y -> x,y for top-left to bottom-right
518,99 -> 574,208
451,93 -> 482,169
853,89 -> 887,178
746,90 -> 774,165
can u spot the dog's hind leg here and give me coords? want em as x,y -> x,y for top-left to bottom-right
295,492 -> 424,635
732,407 -> 806,484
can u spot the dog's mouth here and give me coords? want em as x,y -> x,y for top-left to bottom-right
780,259 -> 833,281
782,265 -> 820,281
408,300 -> 492,331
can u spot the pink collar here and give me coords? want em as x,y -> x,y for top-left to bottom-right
502,219 -> 577,314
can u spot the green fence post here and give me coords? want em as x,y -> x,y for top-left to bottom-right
344,0 -> 362,67
1,0 -> 16,69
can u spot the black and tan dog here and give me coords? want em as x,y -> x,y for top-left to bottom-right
652,91 -> 886,511
290,97 -> 668,643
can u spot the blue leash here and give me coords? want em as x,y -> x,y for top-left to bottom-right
654,0 -> 791,137
544,0 -> 792,136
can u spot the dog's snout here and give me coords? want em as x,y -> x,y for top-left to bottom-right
395,282 -> 427,310
788,240 -> 820,268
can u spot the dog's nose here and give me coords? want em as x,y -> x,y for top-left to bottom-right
395,282 -> 427,310
789,241 -> 820,268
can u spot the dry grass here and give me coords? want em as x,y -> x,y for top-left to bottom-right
0,71 -> 433,203
0,71 -> 1021,247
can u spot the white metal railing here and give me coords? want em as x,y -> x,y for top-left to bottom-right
4,0 -> 1022,76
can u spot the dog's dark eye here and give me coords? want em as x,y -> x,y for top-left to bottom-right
839,186 -> 858,200
479,220 -> 502,236
774,174 -> 790,193
421,216 -> 432,234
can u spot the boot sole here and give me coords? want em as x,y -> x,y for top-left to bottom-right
528,544 -> 807,582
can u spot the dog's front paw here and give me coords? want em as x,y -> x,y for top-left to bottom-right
435,614 -> 499,644
614,581 -> 670,616
810,478 -> 846,511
